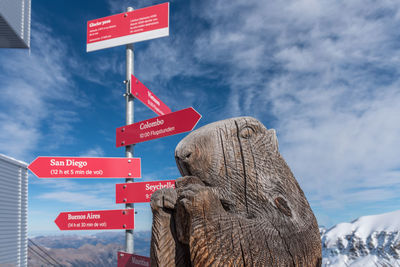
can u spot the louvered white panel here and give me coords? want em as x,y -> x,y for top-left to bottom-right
23,0 -> 31,47
0,0 -> 22,36
0,0 -> 31,48
0,154 -> 28,267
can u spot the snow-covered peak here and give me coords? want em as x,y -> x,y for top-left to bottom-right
321,210 -> 400,266
325,210 -> 400,242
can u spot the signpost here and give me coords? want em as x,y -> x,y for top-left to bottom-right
116,107 -> 201,147
116,180 -> 175,203
54,209 -> 134,230
43,1 -> 202,257
87,2 -> 169,52
28,157 -> 141,178
118,252 -> 150,267
131,74 -> 171,116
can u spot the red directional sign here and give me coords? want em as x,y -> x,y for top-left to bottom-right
116,180 -> 175,203
28,157 -> 141,178
116,107 -> 201,147
118,252 -> 150,267
87,2 -> 169,52
131,74 -> 171,116
54,209 -> 134,230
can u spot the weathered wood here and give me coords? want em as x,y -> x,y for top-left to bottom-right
150,117 -> 322,266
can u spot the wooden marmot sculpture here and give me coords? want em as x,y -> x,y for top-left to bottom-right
150,117 -> 322,266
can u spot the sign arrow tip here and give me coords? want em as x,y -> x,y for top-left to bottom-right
54,213 -> 62,230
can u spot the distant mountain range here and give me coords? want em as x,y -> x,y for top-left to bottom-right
28,231 -> 151,267
29,211 -> 400,266
321,210 -> 400,266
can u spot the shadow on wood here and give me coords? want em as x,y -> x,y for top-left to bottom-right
150,117 -> 322,266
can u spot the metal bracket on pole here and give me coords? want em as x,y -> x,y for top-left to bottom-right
123,80 -> 132,97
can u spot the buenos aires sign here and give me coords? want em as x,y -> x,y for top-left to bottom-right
55,209 -> 134,230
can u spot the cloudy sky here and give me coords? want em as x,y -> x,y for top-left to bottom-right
1,0 -> 400,236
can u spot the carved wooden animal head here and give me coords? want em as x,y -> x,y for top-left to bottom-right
152,117 -> 322,266
175,116 -> 316,225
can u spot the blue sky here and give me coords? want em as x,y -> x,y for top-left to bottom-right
1,0 -> 400,236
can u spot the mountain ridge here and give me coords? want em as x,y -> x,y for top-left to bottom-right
28,211 -> 400,266
321,210 -> 400,266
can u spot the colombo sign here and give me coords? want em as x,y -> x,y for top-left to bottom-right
116,107 -> 201,147
28,157 -> 141,178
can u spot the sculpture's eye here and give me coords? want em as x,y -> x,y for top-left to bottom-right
239,126 -> 255,139
274,197 -> 292,217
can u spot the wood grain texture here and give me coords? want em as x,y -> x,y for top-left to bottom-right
150,117 -> 322,266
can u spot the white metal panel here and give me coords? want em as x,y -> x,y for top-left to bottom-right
0,0 -> 23,36
23,0 -> 31,47
0,0 -> 31,48
20,166 -> 28,267
0,154 -> 28,267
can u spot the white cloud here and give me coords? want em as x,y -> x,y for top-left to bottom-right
37,191 -> 113,208
0,23 -> 83,160
31,178 -> 113,194
33,178 -> 116,210
107,0 -> 136,13
107,0 -> 169,14
189,0 -> 400,224
79,146 -> 105,157
102,0 -> 400,226
105,0 -> 212,112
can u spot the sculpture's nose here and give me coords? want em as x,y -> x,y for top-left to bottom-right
175,144 -> 194,161
175,147 -> 193,176
181,151 -> 192,161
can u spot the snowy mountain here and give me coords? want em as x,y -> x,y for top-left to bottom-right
321,210 -> 400,266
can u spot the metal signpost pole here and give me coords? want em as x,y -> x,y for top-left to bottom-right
125,6 -> 135,254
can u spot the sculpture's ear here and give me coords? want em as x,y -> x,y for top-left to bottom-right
268,129 -> 279,153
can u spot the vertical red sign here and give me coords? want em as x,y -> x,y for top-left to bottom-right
131,75 -> 171,116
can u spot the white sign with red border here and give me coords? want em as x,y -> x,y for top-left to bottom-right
87,2 -> 169,52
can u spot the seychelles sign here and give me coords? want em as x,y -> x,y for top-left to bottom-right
116,180 -> 175,203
